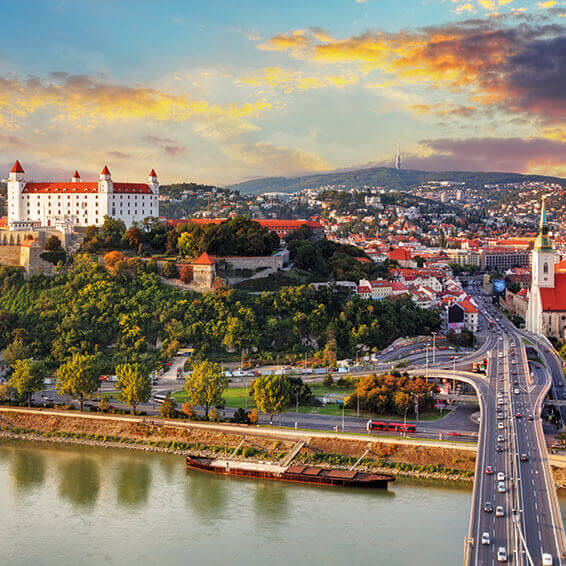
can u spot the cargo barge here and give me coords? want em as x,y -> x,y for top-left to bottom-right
185,454 -> 394,488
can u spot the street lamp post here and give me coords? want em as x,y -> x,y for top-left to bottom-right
425,345 -> 429,383
432,332 -> 438,366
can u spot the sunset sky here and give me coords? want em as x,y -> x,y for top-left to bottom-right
0,0 -> 564,185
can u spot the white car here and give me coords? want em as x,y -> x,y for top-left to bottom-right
497,482 -> 506,493
514,389 -> 520,395
497,472 -> 505,481
498,422 -> 504,429
496,506 -> 504,517
481,532 -> 491,545
498,435 -> 505,442
497,547 -> 508,562
542,553 -> 553,565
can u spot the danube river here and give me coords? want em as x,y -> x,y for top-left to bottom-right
1,439 -> 561,565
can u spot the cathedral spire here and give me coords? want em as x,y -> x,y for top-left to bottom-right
534,196 -> 552,251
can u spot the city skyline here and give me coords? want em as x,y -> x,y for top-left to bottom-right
0,0 -> 564,184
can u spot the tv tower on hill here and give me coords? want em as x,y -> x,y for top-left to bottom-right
395,144 -> 402,170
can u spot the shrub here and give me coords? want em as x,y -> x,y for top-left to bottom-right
232,407 -> 250,424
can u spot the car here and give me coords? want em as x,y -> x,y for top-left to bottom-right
498,398 -> 504,405
513,380 -> 519,386
497,434 -> 505,442
497,482 -> 506,493
496,444 -> 504,452
485,466 -> 493,475
481,532 -> 491,545
497,472 -> 505,481
520,454 -> 529,462
514,389 -> 520,395
542,553 -> 553,565
484,501 -> 494,513
496,406 -> 502,413
498,422 -> 505,430
496,505 -> 504,517
497,547 -> 508,562
515,412 -> 522,419
497,413 -> 504,420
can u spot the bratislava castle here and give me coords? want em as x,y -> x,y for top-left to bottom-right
7,161 -> 159,230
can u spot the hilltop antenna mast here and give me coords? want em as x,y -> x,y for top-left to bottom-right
395,144 -> 402,170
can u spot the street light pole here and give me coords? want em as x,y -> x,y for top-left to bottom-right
432,332 -> 437,366
342,403 -> 345,432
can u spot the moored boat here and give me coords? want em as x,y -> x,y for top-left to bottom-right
185,454 -> 394,488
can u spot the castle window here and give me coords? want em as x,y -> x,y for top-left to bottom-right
544,262 -> 549,274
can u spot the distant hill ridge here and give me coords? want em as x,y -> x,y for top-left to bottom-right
226,167 -> 566,195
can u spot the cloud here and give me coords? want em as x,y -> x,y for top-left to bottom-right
142,134 -> 188,156
238,66 -> 358,92
409,102 -> 478,117
258,19 -> 566,124
404,137 -> 566,175
228,142 -> 329,175
0,73 -> 271,132
107,151 -> 131,160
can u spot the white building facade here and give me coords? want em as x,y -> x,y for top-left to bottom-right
7,161 -> 159,230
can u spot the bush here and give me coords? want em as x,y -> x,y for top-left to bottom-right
160,394 -> 178,418
249,409 -> 259,425
40,250 -> 66,265
232,407 -> 251,424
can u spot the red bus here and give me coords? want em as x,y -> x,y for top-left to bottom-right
367,420 -> 417,433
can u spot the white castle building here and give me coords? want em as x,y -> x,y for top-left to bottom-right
525,197 -> 566,339
6,161 -> 159,230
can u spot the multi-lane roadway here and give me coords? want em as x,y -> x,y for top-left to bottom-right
466,282 -> 565,565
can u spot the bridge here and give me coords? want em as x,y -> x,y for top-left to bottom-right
409,282 -> 565,565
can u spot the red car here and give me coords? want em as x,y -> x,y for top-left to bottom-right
485,466 -> 493,475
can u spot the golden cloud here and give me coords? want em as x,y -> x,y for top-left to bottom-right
410,102 -> 478,117
257,19 -> 566,123
0,74 -> 271,131
229,142 -> 329,174
238,66 -> 358,92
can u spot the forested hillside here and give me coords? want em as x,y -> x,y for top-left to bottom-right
0,257 -> 440,371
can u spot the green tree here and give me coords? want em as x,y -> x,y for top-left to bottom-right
161,261 -> 179,279
115,363 -> 151,415
56,353 -> 101,411
9,359 -> 45,406
251,375 -> 290,423
44,235 -> 62,251
184,360 -> 227,418
1,339 -> 30,367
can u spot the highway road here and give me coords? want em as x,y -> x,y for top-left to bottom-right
465,281 -> 565,566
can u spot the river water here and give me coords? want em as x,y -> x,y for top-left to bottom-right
0,439 -> 516,565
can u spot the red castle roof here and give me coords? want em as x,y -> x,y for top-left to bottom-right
149,169 -> 157,177
101,165 -> 111,175
22,181 -> 152,194
193,252 -> 216,265
11,160 -> 24,173
73,171 -> 80,178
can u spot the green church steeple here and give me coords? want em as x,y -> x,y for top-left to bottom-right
534,196 -> 553,251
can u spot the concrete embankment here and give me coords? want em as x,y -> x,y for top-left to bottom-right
0,407 -> 477,482
1,406 -> 563,485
